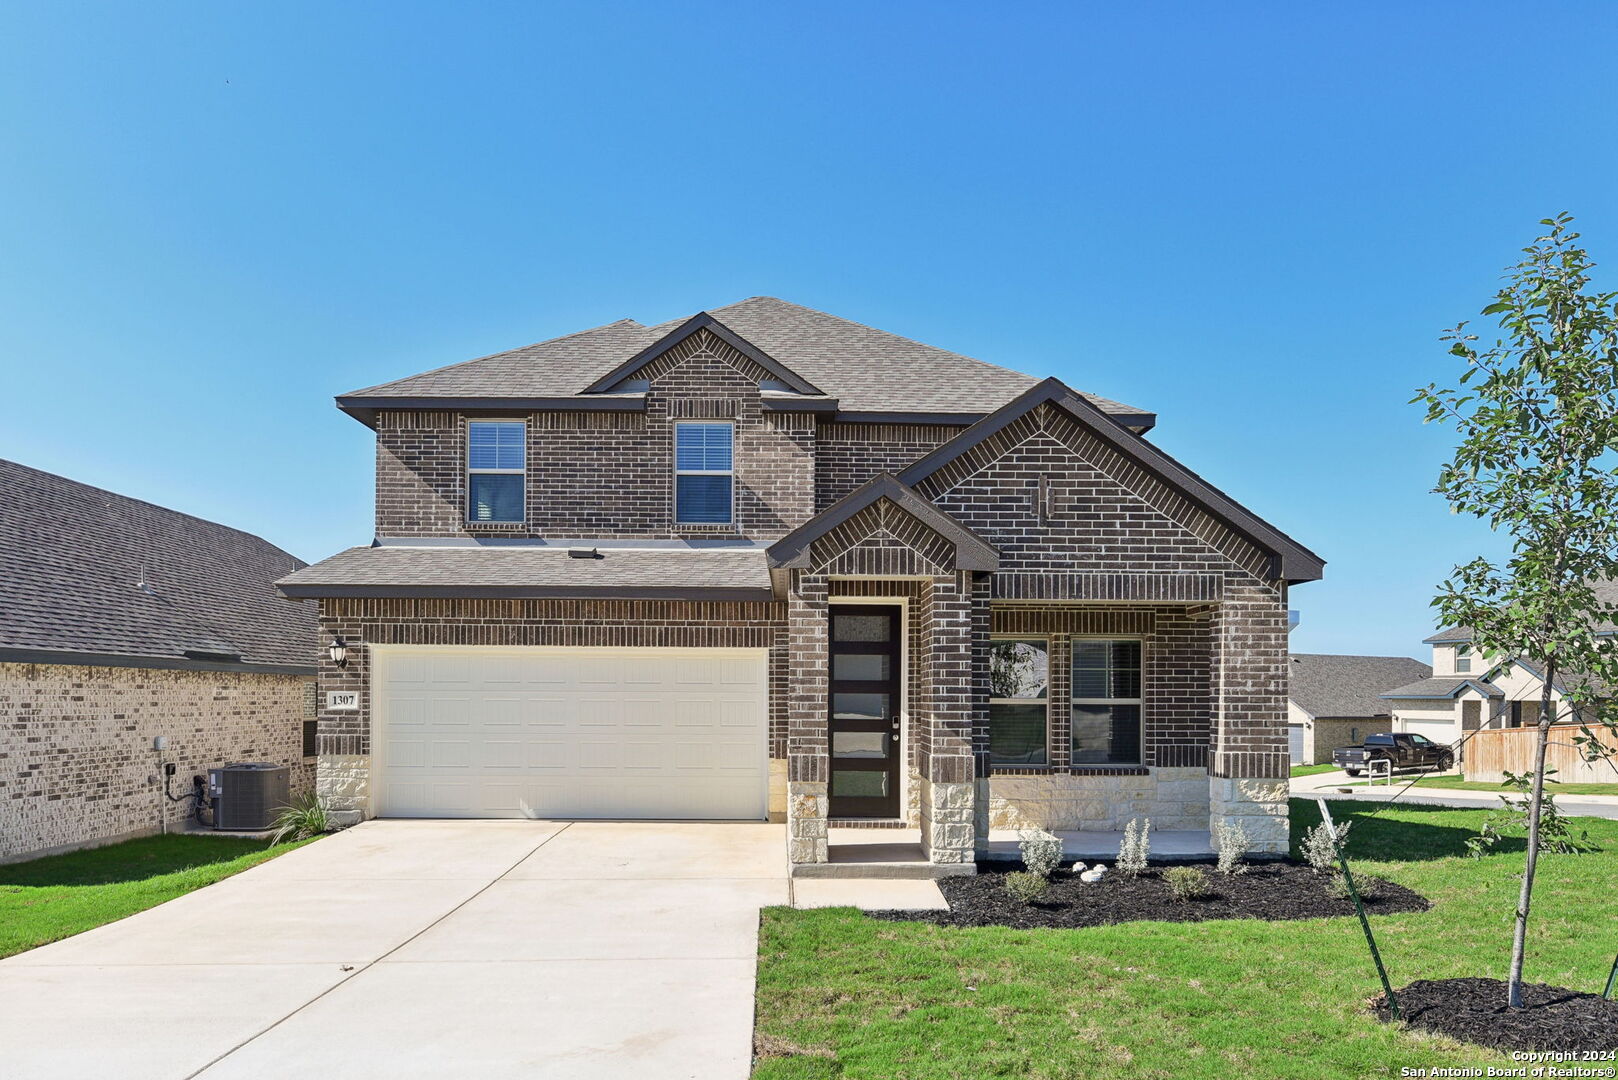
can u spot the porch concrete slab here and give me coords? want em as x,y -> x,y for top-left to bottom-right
194,957 -> 757,1080
242,818 -> 568,881
983,828 -> 1217,862
792,878 -> 949,910
389,876 -> 787,962
0,963 -> 350,1080
6,874 -> 491,967
506,821 -> 785,880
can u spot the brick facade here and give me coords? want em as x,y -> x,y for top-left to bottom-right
0,663 -> 314,863
335,341 -> 1301,861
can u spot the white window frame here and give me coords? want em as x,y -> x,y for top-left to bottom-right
674,421 -> 735,525
1070,636 -> 1145,766
466,419 -> 526,524
1454,644 -> 1472,674
989,637 -> 1050,767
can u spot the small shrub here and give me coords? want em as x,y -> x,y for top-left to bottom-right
1213,820 -> 1250,875
1301,820 -> 1349,874
268,793 -> 331,845
1117,817 -> 1151,877
1004,870 -> 1050,904
1163,865 -> 1210,902
1018,828 -> 1063,880
1329,872 -> 1382,903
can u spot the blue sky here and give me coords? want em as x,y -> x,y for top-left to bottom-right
4,2 -> 1617,658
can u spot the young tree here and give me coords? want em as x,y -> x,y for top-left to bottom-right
1415,213 -> 1618,1008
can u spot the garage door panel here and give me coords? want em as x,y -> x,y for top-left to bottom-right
376,647 -> 767,820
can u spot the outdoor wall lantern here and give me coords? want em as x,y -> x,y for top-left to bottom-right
327,636 -> 350,667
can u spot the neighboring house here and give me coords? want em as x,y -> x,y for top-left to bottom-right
1381,623 -> 1592,754
1285,653 -> 1432,765
0,460 -> 318,863
277,296 -> 1324,865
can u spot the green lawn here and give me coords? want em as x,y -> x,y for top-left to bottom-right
753,801 -> 1618,1079
1350,775 -> 1618,797
0,833 -> 311,958
1291,763 -> 1340,778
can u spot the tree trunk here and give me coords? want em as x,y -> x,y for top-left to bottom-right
1506,661 -> 1557,1008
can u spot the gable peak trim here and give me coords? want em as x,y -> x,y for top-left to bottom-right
766,473 -> 999,571
581,312 -> 823,396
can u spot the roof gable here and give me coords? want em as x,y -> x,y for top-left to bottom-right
1287,653 -> 1433,717
582,313 -> 823,396
897,378 -> 1325,583
766,474 -> 999,572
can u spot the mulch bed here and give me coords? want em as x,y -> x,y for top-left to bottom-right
1375,977 -> 1618,1053
868,861 -> 1429,929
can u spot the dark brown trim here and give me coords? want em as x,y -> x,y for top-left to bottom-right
896,377 -> 1325,583
336,396 -> 647,428
760,396 -> 840,413
0,646 -> 315,677
833,408 -> 1156,431
765,473 -> 1000,571
581,312 -> 824,396
276,583 -> 778,602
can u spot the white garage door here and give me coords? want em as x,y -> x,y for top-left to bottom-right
1288,724 -> 1306,765
1400,719 -> 1458,750
373,646 -> 769,820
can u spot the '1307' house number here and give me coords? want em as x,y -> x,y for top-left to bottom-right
325,691 -> 359,712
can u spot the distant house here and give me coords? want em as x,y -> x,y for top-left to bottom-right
1380,622 -> 1596,756
0,460 -> 317,863
1287,653 -> 1433,765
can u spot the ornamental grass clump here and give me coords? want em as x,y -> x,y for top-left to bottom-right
267,793 -> 332,845
1117,817 -> 1150,878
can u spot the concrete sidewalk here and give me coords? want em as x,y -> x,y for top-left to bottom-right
1290,769 -> 1618,820
0,820 -> 790,1080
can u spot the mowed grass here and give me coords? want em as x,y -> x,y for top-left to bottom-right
753,801 -> 1618,1079
0,833 -> 311,958
1291,763 -> 1340,778
1367,775 -> 1618,797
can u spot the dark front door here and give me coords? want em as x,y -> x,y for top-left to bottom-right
828,605 -> 901,818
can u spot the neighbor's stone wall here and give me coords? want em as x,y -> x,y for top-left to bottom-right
0,663 -> 315,863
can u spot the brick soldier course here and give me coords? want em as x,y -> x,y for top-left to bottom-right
280,297 -> 1323,864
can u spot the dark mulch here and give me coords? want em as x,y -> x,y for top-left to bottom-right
1375,977 -> 1618,1053
869,861 -> 1429,929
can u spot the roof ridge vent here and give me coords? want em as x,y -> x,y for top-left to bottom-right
567,547 -> 603,560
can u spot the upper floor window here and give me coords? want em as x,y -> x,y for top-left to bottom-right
1071,639 -> 1143,765
675,422 -> 733,524
1455,644 -> 1472,674
467,420 -> 525,523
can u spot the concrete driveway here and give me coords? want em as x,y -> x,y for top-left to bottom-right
0,820 -> 788,1080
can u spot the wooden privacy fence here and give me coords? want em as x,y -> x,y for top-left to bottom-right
1465,724 -> 1618,785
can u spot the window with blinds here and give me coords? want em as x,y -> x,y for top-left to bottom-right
675,422 -> 733,524
467,420 -> 526,523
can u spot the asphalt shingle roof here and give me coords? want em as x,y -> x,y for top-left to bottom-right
1288,653 -> 1433,717
0,459 -> 316,668
276,545 -> 772,597
342,297 -> 1149,419
1380,676 -> 1503,700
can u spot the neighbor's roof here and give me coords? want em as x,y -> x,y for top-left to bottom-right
1380,676 -> 1504,700
0,459 -> 315,672
276,543 -> 774,601
337,296 -> 1152,424
1424,580 -> 1618,643
1287,653 -> 1433,717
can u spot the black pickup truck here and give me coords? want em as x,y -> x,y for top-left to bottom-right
1332,732 -> 1454,776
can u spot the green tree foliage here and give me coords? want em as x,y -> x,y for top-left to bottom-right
1414,213 -> 1618,1007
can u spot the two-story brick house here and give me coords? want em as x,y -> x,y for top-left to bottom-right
277,297 -> 1324,868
